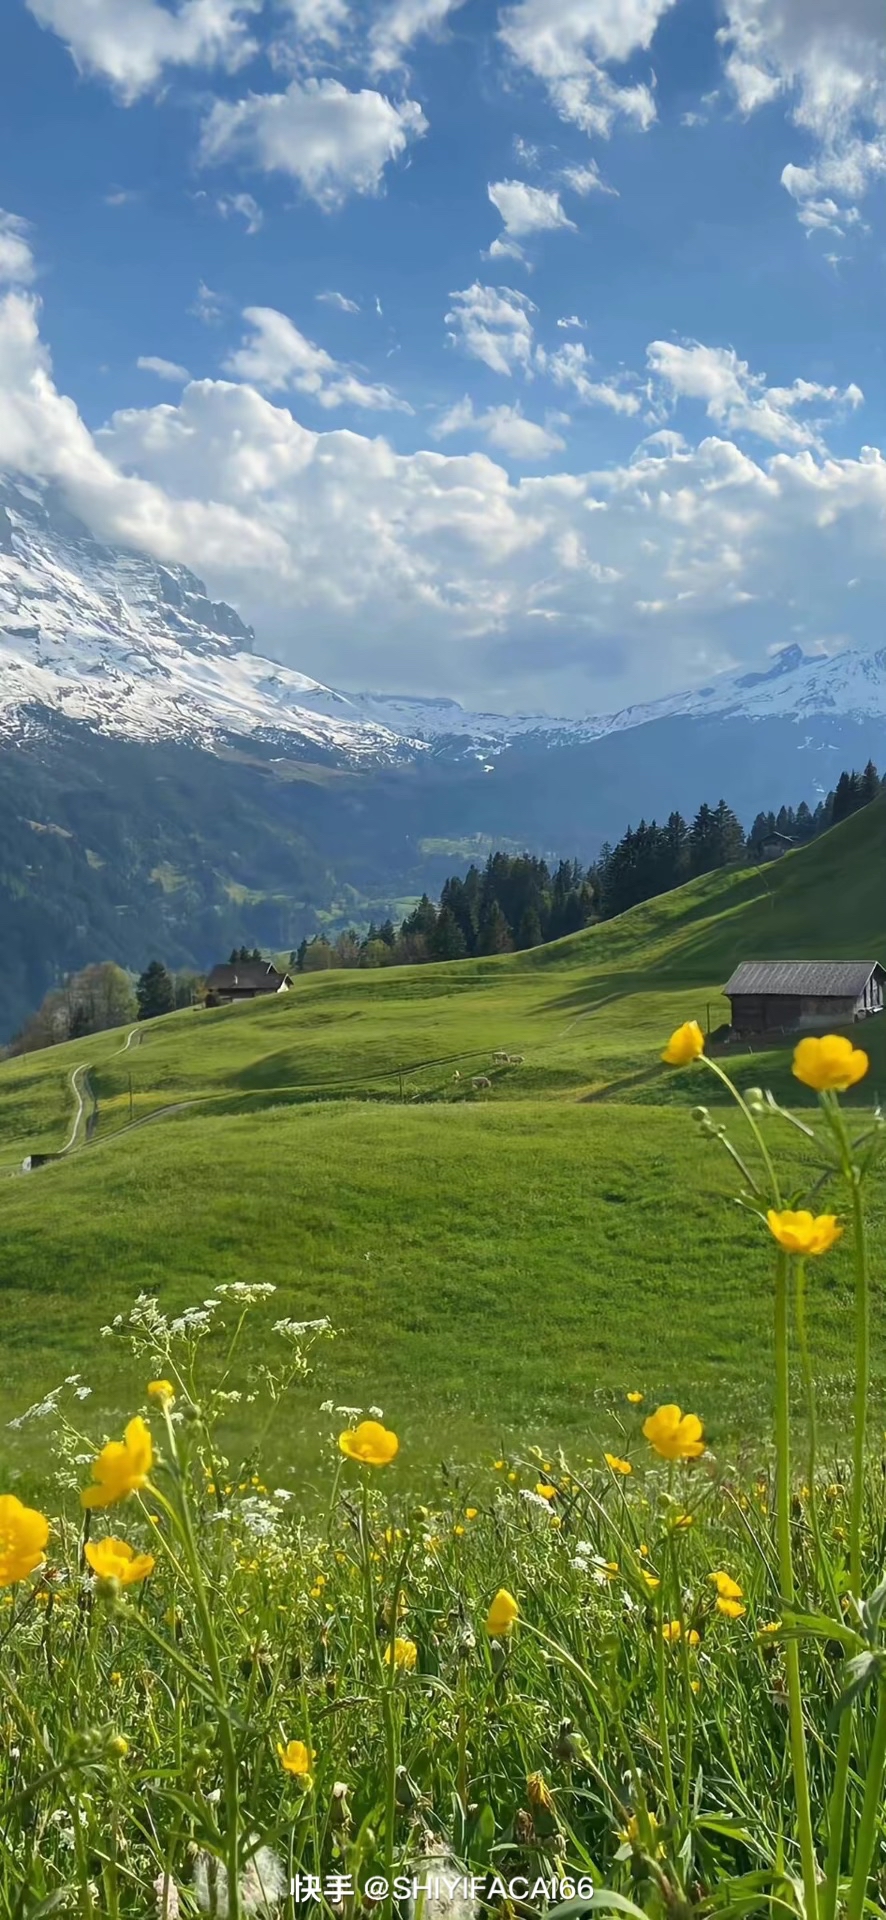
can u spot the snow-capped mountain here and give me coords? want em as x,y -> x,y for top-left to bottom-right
3,472 -> 886,769
0,476 -> 422,765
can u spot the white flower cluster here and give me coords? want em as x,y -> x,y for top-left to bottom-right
271,1316 -> 331,1339
8,1374 -> 91,1430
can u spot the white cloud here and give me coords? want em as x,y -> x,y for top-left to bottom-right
368,0 -> 468,73
137,355 -> 191,382
445,282 -> 538,377
547,341 -> 642,413
647,338 -> 863,449
191,280 -> 225,325
434,395 -> 566,458
499,0 -> 678,137
0,212 -> 36,288
316,290 -> 361,312
216,191 -> 264,233
560,160 -> 615,195
720,0 -> 886,228
6,285 -> 886,714
487,179 -> 576,261
556,314 -> 586,329
224,305 -> 410,410
25,0 -> 261,102
279,0 -> 350,46
200,77 -> 427,208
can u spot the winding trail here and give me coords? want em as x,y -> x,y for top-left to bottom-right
59,1064 -> 92,1155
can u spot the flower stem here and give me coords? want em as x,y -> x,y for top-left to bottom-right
846,1678 -> 886,1920
774,1249 -> 820,1920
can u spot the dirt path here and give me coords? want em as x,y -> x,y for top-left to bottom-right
59,1064 -> 93,1155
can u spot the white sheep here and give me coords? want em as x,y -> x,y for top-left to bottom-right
492,1050 -> 510,1065
472,1075 -> 492,1090
507,1054 -> 525,1065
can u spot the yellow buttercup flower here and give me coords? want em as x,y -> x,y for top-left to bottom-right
384,1637 -> 417,1669
663,1621 -> 700,1646
81,1418 -> 153,1510
0,1495 -> 50,1589
626,1391 -> 644,1405
758,1619 -> 782,1636
147,1380 -> 175,1404
717,1597 -> 746,1618
793,1034 -> 868,1095
604,1453 -> 633,1476
85,1538 -> 156,1586
767,1209 -> 843,1257
486,1588 -> 519,1637
661,1021 -> 704,1067
643,1404 -> 705,1461
338,1420 -> 399,1467
277,1740 -> 313,1776
641,1571 -> 660,1591
465,1507 -> 478,1520
535,1483 -> 557,1500
710,1571 -> 743,1600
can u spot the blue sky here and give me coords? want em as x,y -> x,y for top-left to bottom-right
2,0 -> 886,714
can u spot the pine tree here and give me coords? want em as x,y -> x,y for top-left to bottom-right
477,900 -> 513,955
861,759 -> 881,805
516,906 -> 543,950
136,960 -> 175,1021
430,907 -> 468,961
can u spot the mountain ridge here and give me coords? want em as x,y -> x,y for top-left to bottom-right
3,472 -> 886,767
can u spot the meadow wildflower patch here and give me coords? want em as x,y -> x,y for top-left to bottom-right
1,1031 -> 886,1917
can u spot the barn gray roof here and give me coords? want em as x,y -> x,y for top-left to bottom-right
724,961 -> 882,998
206,963 -> 290,990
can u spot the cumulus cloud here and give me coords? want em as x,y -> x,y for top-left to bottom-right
487,179 -> 576,261
445,283 -> 538,377
546,341 -> 642,413
368,0 -> 469,73
647,338 -> 863,449
434,395 -> 566,458
223,305 -> 410,410
559,160 -> 615,195
0,212 -> 36,288
4,285 -> 886,714
216,191 -> 264,233
25,0 -> 260,102
279,0 -> 350,46
137,355 -> 191,382
499,0 -> 678,137
316,290 -> 361,312
720,0 -> 886,229
199,77 -> 427,208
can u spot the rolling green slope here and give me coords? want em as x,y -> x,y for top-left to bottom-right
1,800 -> 883,1463
2,795 -> 882,1164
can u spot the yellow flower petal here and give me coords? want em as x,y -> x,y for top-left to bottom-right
643,1404 -> 705,1461
338,1420 -> 399,1467
792,1034 -> 868,1095
486,1588 -> 519,1637
767,1209 -> 843,1257
661,1021 -> 704,1067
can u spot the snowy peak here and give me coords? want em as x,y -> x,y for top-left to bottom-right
1,470 -> 886,767
0,474 -> 422,764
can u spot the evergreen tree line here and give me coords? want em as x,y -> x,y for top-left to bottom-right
294,761 -> 885,971
8,760 -> 883,1052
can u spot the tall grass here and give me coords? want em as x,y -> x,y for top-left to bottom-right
2,1023 -> 886,1917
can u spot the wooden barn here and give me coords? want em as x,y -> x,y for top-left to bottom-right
724,960 -> 885,1037
205,961 -> 293,1006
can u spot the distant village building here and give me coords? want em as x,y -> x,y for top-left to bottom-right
724,961 -> 885,1037
758,831 -> 794,861
205,962 -> 293,1007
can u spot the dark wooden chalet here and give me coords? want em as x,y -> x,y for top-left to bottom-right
724,961 -> 885,1037
205,962 -> 293,1006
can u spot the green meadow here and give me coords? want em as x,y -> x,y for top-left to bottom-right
1,796 -> 884,1466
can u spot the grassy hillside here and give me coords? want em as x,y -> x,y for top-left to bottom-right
1,799 -> 882,1468
2,795 -> 883,1165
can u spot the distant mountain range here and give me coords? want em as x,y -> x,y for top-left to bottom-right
2,470 -> 885,1038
